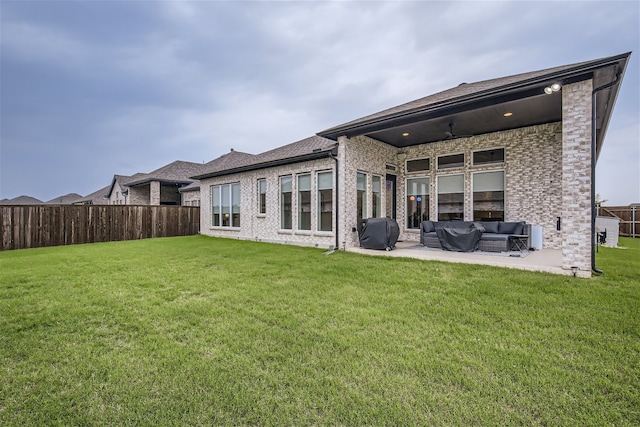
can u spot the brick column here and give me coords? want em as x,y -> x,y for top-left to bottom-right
150,181 -> 160,205
561,80 -> 593,277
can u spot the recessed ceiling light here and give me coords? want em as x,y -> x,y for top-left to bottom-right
402,132 -> 409,137
503,112 -> 513,117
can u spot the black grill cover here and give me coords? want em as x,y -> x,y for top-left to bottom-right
358,218 -> 400,250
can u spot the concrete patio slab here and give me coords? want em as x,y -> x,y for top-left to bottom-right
347,241 -> 573,276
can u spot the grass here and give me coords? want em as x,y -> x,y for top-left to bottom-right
1,236 -> 638,426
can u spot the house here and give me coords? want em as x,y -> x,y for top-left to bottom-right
73,185 -> 111,205
193,52 -> 631,277
0,195 -> 43,205
105,161 -> 203,205
46,193 -> 83,204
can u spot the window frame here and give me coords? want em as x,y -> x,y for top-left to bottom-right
472,170 -> 505,221
317,170 -> 333,232
472,148 -> 505,167
437,152 -> 465,170
406,176 -> 430,229
406,157 -> 430,173
257,178 -> 266,215
436,174 -> 465,221
280,175 -> 293,230
356,171 -> 368,222
297,173 -> 312,231
211,182 -> 241,229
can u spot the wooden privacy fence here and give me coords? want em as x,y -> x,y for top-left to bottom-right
598,205 -> 639,238
1,205 -> 200,251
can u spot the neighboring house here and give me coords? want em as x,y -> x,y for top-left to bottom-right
0,195 -> 43,205
73,185 -> 111,205
121,161 -> 203,205
194,52 -> 631,277
46,193 -> 83,204
179,149 -> 257,206
105,173 -> 146,205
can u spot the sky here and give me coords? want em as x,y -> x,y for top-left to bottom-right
1,1 -> 638,205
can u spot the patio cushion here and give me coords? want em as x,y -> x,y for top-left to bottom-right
498,221 -> 525,234
478,221 -> 499,233
479,233 -> 510,241
422,221 -> 435,233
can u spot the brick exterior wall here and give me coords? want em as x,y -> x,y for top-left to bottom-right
128,185 -> 150,205
181,190 -> 201,206
561,80 -> 593,276
340,122 -> 564,250
150,181 -> 160,205
200,157 -> 337,249
108,181 -> 127,205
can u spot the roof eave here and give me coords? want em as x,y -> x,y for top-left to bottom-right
318,52 -> 631,140
192,146 -> 338,180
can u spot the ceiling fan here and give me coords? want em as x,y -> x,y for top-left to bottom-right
442,123 -> 473,140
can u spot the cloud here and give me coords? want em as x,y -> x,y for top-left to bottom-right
1,0 -> 638,203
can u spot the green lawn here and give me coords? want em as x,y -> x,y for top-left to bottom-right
1,236 -> 638,426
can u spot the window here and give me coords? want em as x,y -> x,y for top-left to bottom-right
437,174 -> 464,220
407,177 -> 430,228
211,183 -> 241,228
280,175 -> 292,230
357,172 -> 367,222
317,171 -> 333,232
473,171 -> 504,221
438,153 -> 465,170
407,158 -> 430,173
473,148 -> 504,166
298,174 -> 311,230
258,179 -> 266,215
372,175 -> 382,218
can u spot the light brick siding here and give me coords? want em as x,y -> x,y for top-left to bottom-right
181,190 -> 200,206
561,80 -> 593,276
128,185 -> 150,205
200,158 -> 337,249
340,122 -> 564,250
150,181 -> 160,205
108,181 -> 127,205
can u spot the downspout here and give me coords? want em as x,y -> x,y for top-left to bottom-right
591,71 -> 621,275
329,144 -> 340,250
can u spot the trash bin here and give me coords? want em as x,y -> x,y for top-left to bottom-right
358,218 -> 400,251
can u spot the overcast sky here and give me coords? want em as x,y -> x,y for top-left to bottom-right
1,1 -> 638,205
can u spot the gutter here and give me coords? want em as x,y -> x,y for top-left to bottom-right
591,70 -> 622,275
329,144 -> 340,250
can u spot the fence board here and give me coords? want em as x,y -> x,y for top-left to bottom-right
0,205 -> 200,251
598,205 -> 639,238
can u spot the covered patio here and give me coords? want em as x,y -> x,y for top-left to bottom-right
347,241 -> 571,277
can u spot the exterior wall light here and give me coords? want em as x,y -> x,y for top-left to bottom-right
544,83 -> 562,94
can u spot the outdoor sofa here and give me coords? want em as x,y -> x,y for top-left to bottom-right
420,220 -> 531,253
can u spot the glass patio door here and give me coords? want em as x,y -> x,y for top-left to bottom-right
385,174 -> 396,219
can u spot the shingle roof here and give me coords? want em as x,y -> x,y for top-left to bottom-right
73,184 -> 111,205
193,136 -> 337,180
127,160 -> 204,187
0,195 -> 44,205
46,193 -> 83,204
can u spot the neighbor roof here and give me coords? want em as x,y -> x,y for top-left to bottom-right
46,193 -> 83,204
318,52 -> 631,155
127,160 -> 204,187
193,136 -> 337,180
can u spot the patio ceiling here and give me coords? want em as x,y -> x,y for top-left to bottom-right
362,89 -> 562,148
